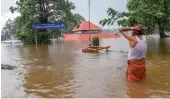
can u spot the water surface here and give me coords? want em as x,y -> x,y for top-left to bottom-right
1,36 -> 170,98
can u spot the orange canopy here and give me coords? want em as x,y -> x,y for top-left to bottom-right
72,21 -> 102,31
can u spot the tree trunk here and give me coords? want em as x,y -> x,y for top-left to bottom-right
159,24 -> 165,38
158,21 -> 168,38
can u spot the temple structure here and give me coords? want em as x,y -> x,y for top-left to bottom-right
72,21 -> 101,34
63,21 -> 121,40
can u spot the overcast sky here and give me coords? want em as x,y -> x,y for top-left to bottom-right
1,0 -> 127,29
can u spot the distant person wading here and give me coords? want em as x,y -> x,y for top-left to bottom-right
119,24 -> 147,81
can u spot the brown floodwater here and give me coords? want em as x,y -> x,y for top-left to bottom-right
1,36 -> 170,98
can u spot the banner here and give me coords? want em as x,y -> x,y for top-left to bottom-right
32,22 -> 64,30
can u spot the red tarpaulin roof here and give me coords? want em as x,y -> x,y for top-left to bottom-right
72,21 -> 102,31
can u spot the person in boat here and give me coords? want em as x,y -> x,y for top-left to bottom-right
119,24 -> 147,81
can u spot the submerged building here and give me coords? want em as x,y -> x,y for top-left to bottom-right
63,21 -> 120,40
72,21 -> 101,34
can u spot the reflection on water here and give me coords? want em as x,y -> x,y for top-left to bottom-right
1,37 -> 170,98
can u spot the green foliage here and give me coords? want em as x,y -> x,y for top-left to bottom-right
99,8 -> 129,27
1,19 -> 17,41
63,13 -> 85,33
99,8 -> 118,26
100,0 -> 170,37
10,0 -> 85,44
92,37 -> 100,46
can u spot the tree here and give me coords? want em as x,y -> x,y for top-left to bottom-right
10,0 -> 77,44
1,19 -> 17,41
63,13 -> 86,33
99,0 -> 170,37
48,13 -> 85,39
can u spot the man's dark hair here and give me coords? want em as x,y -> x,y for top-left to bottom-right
132,25 -> 146,36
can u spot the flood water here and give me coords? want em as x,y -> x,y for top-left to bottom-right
1,36 -> 170,98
